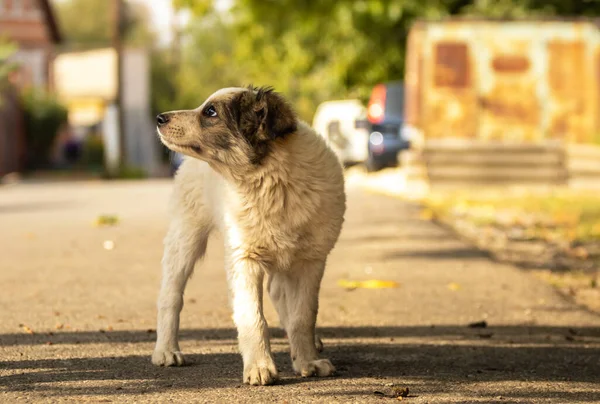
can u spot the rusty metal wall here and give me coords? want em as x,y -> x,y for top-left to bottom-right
405,20 -> 600,144
404,25 -> 424,129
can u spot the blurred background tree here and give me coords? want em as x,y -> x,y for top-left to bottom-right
55,0 -> 156,48
0,39 -> 17,99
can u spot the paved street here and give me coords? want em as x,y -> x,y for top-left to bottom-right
1,179 -> 599,403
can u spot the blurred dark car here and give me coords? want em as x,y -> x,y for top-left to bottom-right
366,81 -> 409,171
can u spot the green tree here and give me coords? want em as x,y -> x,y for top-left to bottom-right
169,3 -> 360,120
0,40 -> 17,97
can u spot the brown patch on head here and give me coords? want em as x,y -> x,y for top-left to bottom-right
156,86 -> 297,168
232,86 -> 297,164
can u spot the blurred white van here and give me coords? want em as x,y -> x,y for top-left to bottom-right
312,99 -> 369,165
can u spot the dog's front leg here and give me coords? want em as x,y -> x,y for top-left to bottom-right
230,257 -> 277,385
152,220 -> 210,367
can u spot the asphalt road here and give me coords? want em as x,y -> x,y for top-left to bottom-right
0,179 -> 599,403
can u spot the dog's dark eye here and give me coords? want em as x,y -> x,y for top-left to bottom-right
203,105 -> 217,118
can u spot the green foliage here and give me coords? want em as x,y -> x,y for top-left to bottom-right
55,0 -> 155,48
82,134 -> 105,168
173,0 -> 213,15
425,188 -> 600,243
0,39 -> 17,101
21,90 -> 69,170
166,9 -> 357,120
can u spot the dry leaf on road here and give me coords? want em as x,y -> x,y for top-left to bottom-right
19,324 -> 35,334
94,215 -> 119,227
419,209 -> 435,221
447,282 -> 462,291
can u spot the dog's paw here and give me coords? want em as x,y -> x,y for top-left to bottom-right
244,361 -> 278,386
315,335 -> 324,352
294,358 -> 335,377
152,349 -> 185,367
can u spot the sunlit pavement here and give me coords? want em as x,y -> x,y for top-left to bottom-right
1,179 -> 599,403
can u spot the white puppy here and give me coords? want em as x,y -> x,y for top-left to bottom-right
152,86 -> 346,385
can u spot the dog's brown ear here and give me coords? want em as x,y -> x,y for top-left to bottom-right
253,86 -> 297,140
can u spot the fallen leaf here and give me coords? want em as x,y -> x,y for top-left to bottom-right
419,209 -> 435,221
468,321 -> 488,328
19,324 -> 35,334
447,282 -> 461,291
55,323 -> 64,330
374,387 -> 410,399
94,215 -> 119,227
338,279 -> 400,290
394,387 -> 410,398
478,332 -> 494,339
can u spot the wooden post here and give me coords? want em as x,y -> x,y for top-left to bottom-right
112,0 -> 125,168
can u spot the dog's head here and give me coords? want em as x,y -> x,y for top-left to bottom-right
156,86 -> 297,170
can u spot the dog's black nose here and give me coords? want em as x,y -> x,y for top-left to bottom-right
156,114 -> 170,126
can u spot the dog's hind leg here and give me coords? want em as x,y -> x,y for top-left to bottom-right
268,274 -> 324,353
276,260 -> 335,378
152,217 -> 211,367
267,273 -> 289,331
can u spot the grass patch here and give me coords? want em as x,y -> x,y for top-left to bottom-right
423,188 -> 600,245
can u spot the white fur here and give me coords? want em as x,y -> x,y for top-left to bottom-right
152,117 -> 346,385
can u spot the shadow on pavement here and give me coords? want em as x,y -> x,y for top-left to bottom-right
1,325 -> 599,346
381,248 -> 489,261
0,325 -> 598,399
